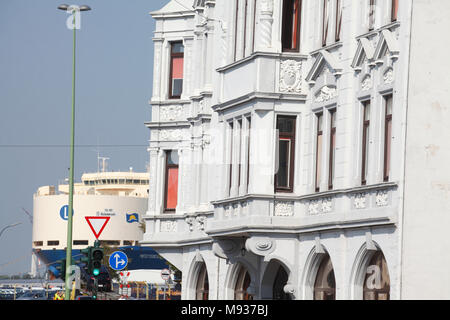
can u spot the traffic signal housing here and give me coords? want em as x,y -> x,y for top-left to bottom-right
55,258 -> 67,281
91,241 -> 104,276
80,246 -> 92,274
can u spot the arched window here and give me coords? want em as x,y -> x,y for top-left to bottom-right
363,251 -> 390,300
234,266 -> 253,300
195,263 -> 209,300
313,254 -> 336,300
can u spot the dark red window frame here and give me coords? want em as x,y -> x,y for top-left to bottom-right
335,0 -> 342,42
282,0 -> 302,52
169,42 -> 184,99
383,95 -> 393,182
391,0 -> 399,22
369,0 -> 376,31
328,109 -> 337,190
275,116 -> 296,193
322,0 -> 329,47
315,113 -> 324,192
229,121 -> 234,196
164,150 -> 179,212
361,100 -> 371,185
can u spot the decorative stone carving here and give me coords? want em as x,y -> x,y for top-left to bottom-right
283,283 -> 296,296
280,60 -> 302,93
241,201 -> 249,216
224,205 -> 230,217
261,0 -> 274,12
383,68 -> 394,84
160,220 -> 177,233
259,0 -> 274,48
185,217 -> 195,232
321,198 -> 333,213
160,105 -> 184,122
375,190 -> 389,207
315,86 -> 337,103
159,129 -> 183,141
354,193 -> 367,209
212,239 -> 241,259
308,200 -> 320,215
308,198 -> 333,215
232,203 -> 239,216
196,215 -> 207,231
361,75 -> 372,91
274,201 -> 294,217
245,236 -> 276,256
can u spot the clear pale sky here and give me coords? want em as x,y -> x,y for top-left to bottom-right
0,0 -> 168,276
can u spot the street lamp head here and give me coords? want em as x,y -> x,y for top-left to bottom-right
57,4 -> 91,12
79,5 -> 92,12
57,4 -> 69,11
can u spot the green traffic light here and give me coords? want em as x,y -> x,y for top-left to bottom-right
93,268 -> 100,276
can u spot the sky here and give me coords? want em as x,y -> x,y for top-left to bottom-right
0,0 -> 168,276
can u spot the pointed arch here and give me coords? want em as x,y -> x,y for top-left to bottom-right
350,242 -> 391,300
224,258 -> 258,300
261,258 -> 292,300
186,251 -> 210,300
301,245 -> 336,300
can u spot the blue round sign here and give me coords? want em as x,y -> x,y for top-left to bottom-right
59,205 -> 74,221
109,251 -> 128,271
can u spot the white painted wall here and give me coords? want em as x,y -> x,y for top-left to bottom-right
401,0 -> 450,300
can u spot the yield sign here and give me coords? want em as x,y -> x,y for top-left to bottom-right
85,216 -> 110,239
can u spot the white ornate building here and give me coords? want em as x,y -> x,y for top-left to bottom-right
142,0 -> 450,300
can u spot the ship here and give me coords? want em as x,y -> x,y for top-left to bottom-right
31,163 -> 168,278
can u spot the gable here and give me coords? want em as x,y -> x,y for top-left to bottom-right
374,29 -> 400,62
351,37 -> 376,70
306,50 -> 343,85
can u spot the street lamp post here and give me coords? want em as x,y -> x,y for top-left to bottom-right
0,222 -> 22,239
58,4 -> 91,300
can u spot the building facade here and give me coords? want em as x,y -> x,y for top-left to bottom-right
142,0 -> 450,299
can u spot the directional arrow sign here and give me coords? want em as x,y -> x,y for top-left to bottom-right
109,251 -> 128,271
85,216 -> 110,239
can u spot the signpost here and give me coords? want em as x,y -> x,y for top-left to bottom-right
161,268 -> 171,281
161,269 -> 172,300
119,271 -> 130,299
85,216 -> 110,239
109,251 -> 128,271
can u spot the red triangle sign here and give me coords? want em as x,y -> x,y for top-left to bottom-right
85,216 -> 110,239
